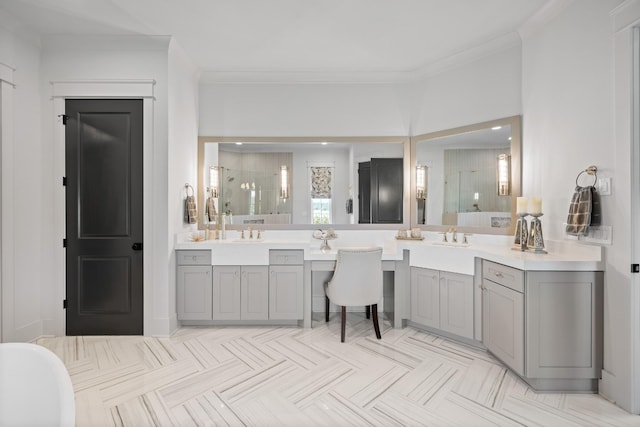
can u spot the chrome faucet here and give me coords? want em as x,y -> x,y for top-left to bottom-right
448,228 -> 457,243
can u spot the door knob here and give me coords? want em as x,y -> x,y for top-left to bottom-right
132,242 -> 143,251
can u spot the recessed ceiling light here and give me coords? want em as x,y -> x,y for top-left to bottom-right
321,142 -> 328,145
235,142 -> 243,145
491,126 -> 502,130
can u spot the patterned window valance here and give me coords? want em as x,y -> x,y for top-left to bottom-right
310,167 -> 332,199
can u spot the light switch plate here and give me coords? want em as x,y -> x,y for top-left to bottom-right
598,177 -> 612,196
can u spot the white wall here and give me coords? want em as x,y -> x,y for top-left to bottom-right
199,82 -> 412,136
0,23 -> 44,342
411,47 -> 522,135
40,36 -> 173,337
167,40 -> 200,334
521,0 -> 632,411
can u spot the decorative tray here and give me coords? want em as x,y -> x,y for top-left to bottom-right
395,236 -> 424,240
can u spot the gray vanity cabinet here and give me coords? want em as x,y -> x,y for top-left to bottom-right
481,260 -> 603,391
410,266 -> 474,340
176,250 -> 212,321
481,262 -> 525,376
410,267 -> 440,328
212,266 -> 241,320
526,271 -> 603,381
212,265 -> 269,320
240,266 -> 270,320
269,250 -> 304,320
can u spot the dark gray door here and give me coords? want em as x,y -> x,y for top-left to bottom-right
371,158 -> 403,224
65,99 -> 143,335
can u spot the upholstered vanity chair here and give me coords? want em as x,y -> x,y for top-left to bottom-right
324,247 -> 383,342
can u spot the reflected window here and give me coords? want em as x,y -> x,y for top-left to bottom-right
309,165 -> 333,224
311,199 -> 332,224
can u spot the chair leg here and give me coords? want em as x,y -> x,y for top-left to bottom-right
372,304 -> 381,339
325,295 -> 330,322
341,306 -> 346,343
365,305 -> 370,319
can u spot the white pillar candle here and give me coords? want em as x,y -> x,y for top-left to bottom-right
529,197 -> 542,215
516,197 -> 528,214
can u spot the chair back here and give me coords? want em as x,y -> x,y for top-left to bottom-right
326,247 -> 383,306
0,343 -> 76,427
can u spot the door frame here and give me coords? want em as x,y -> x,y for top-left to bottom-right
0,63 -> 16,342
51,80 -> 155,336
632,26 -> 640,415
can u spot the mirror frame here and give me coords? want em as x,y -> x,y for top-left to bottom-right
198,136 -> 411,230
410,115 -> 522,235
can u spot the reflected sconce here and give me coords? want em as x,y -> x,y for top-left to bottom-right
209,166 -> 220,198
497,154 -> 511,196
280,165 -> 289,199
416,165 -> 426,199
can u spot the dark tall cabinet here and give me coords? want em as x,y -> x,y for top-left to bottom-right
358,158 -> 403,224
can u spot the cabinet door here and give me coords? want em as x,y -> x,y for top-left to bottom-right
212,266 -> 241,320
177,266 -> 212,320
269,265 -> 303,320
526,271 -> 603,379
410,267 -> 440,328
241,266 -> 269,320
482,279 -> 524,376
439,272 -> 474,339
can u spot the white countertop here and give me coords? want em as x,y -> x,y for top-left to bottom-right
175,230 -> 603,273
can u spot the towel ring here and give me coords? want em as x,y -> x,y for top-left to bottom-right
575,166 -> 597,187
185,183 -> 194,197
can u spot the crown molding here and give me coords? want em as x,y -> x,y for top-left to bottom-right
611,0 -> 640,33
410,31 -> 521,80
199,69 -> 412,85
518,0 -> 574,39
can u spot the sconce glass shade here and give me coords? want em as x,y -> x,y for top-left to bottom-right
209,166 -> 220,198
497,154 -> 511,196
280,165 -> 289,199
416,165 -> 426,199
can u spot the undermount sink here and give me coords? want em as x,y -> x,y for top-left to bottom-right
410,243 -> 475,275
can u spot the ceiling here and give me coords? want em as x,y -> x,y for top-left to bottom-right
0,0 -> 550,77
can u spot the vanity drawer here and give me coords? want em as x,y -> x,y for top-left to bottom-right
269,250 -> 304,265
482,260 -> 524,293
177,250 -> 211,265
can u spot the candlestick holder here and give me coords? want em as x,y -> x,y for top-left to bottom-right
513,213 -> 528,251
527,213 -> 547,254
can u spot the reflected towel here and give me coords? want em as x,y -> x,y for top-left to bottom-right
205,196 -> 217,221
565,186 -> 598,236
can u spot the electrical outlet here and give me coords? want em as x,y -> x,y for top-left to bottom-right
583,225 -> 612,245
598,177 -> 612,196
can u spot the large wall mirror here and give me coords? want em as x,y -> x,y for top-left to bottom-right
410,116 -> 521,234
197,136 -> 410,230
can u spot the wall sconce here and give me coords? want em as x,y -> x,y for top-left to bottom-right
416,165 -> 426,199
280,165 -> 289,199
497,154 -> 511,196
209,166 -> 220,198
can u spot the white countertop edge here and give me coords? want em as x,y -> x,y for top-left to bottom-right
174,234 -> 603,272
